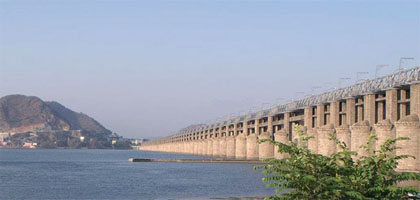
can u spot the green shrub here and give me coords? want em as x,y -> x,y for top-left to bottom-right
256,125 -> 420,200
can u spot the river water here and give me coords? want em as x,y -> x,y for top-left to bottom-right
0,149 -> 274,199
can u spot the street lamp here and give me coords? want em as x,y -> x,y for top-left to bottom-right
338,78 -> 351,88
248,106 -> 257,114
269,98 -> 285,108
275,97 -> 285,103
228,113 -> 236,119
375,64 -> 389,78
214,117 -> 222,123
237,110 -> 246,116
321,82 -> 334,91
310,86 -> 321,95
399,57 -> 414,71
261,102 -> 269,110
293,92 -> 305,101
356,72 -> 369,83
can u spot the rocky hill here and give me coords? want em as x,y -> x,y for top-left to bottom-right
0,95 -> 111,136
46,101 -> 111,136
0,95 -> 131,149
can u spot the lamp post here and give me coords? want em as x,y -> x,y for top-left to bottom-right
261,102 -> 269,110
275,97 -> 285,104
293,92 -> 304,101
322,82 -> 335,91
248,106 -> 257,114
375,64 -> 389,78
269,98 -> 285,108
228,113 -> 236,119
338,78 -> 351,88
310,86 -> 321,95
399,57 -> 414,71
237,110 -> 246,116
356,72 -> 369,83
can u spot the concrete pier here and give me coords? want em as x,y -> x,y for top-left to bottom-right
373,119 -> 394,153
258,132 -> 274,160
317,124 -> 336,156
306,128 -> 318,153
193,141 -> 198,155
219,137 -> 227,157
246,134 -> 259,160
139,68 -> 420,172
212,138 -> 220,157
350,121 -> 372,158
396,115 -> 420,172
202,140 -> 207,156
335,125 -> 351,151
207,139 -> 213,156
274,130 -> 288,159
226,136 -> 236,158
235,133 -> 247,159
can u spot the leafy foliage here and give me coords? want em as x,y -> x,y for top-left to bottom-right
256,125 -> 420,200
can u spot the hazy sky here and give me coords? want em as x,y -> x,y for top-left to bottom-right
1,1 -> 419,138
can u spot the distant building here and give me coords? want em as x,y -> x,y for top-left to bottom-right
128,139 -> 148,145
110,132 -> 122,139
109,132 -> 122,144
0,133 -> 10,142
22,142 -> 37,149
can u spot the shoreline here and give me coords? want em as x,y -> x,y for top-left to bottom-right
129,158 -> 265,164
0,147 -> 133,150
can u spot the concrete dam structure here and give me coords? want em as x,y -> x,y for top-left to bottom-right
140,67 -> 420,172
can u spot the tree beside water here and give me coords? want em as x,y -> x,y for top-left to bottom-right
257,125 -> 420,200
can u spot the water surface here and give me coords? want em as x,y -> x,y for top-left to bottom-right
0,149 -> 274,199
